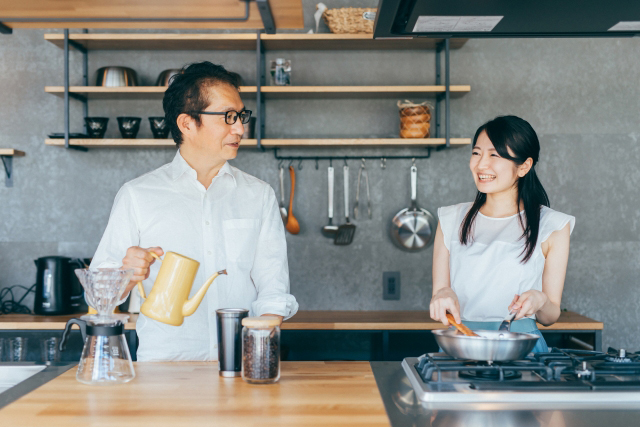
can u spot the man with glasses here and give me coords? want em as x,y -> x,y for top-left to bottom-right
90,62 -> 298,362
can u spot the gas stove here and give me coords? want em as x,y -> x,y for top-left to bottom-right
402,348 -> 640,407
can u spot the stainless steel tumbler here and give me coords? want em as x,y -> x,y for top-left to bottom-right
216,308 -> 249,377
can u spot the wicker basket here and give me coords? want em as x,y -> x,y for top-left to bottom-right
322,7 -> 376,34
398,100 -> 433,139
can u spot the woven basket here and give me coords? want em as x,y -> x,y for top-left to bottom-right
322,7 -> 376,34
398,100 -> 433,139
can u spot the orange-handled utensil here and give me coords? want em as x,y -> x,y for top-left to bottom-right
285,166 -> 301,234
446,313 -> 480,337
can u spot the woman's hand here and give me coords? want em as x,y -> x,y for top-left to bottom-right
509,290 -> 549,320
430,288 -> 461,326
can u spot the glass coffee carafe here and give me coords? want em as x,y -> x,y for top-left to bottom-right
60,268 -> 136,385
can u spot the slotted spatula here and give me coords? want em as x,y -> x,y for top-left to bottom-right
334,165 -> 356,245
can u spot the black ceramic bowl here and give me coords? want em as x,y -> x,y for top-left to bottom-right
117,117 -> 142,139
84,117 -> 109,138
149,116 -> 170,139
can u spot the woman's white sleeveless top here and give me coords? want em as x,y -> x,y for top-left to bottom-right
438,202 -> 575,322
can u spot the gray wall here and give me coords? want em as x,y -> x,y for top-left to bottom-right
1,2 -> 639,350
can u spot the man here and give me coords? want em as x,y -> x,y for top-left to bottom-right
91,61 -> 298,361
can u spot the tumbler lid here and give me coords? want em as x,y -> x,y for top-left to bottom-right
242,316 -> 281,328
216,308 -> 249,317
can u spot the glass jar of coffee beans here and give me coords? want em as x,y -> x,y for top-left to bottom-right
241,316 -> 281,384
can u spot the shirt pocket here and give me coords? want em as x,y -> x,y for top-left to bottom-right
222,219 -> 260,267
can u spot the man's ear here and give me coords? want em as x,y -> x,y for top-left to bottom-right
518,157 -> 534,177
177,113 -> 195,137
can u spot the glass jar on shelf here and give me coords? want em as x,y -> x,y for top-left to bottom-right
241,316 -> 281,384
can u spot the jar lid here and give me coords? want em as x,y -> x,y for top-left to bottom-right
242,316 -> 281,328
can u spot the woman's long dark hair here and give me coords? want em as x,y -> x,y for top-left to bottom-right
460,115 -> 550,263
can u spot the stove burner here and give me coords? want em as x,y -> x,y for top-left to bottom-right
458,368 -> 522,381
605,349 -> 633,363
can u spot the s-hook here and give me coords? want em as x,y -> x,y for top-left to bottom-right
278,159 -> 284,169
315,158 -> 319,170
298,158 -> 303,170
381,158 -> 387,169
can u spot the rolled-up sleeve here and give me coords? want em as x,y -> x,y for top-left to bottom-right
91,184 -> 140,270
250,186 -> 299,320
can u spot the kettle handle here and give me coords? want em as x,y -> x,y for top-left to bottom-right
136,251 -> 162,299
60,318 -> 87,352
69,258 -> 88,300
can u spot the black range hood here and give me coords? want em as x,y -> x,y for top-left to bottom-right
374,0 -> 640,38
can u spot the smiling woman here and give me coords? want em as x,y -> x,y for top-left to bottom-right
429,115 -> 575,354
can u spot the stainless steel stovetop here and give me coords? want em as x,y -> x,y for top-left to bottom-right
402,348 -> 640,407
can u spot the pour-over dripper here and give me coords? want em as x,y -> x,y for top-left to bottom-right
74,268 -> 134,320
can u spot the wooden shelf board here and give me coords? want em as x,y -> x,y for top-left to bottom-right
0,149 -> 25,156
258,138 -> 471,147
45,86 -> 256,100
44,33 -> 467,50
45,85 -> 470,100
5,0 -> 303,30
261,85 -> 470,99
46,138 -> 470,147
46,138 -> 179,147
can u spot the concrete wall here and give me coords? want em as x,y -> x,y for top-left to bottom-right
1,1 -> 639,350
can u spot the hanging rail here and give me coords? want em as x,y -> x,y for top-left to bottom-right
272,147 -> 431,165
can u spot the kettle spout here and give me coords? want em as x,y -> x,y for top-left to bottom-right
182,270 -> 227,317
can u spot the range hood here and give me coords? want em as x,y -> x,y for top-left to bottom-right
374,0 -> 640,38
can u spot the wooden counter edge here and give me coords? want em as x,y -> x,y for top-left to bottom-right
0,311 -> 603,331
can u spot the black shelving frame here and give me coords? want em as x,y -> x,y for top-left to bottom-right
52,30 -> 459,162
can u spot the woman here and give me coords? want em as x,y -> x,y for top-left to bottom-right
429,115 -> 574,353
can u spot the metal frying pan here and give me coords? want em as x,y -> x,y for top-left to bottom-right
390,164 -> 437,251
432,329 -> 540,362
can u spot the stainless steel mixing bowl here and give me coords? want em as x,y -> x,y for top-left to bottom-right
95,66 -> 138,87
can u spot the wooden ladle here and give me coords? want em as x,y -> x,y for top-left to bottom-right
285,166 -> 300,234
446,313 -> 480,337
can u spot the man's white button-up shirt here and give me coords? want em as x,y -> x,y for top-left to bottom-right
91,151 -> 298,361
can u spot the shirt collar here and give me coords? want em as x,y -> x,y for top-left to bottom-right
170,150 -> 237,187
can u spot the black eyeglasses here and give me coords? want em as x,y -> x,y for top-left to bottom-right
188,109 -> 252,125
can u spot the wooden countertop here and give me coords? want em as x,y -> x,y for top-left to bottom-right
0,362 -> 389,427
0,310 -> 603,330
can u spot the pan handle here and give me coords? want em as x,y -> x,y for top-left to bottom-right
410,165 -> 417,205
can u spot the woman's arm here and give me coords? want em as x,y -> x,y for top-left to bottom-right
430,223 -> 461,326
510,223 -> 571,325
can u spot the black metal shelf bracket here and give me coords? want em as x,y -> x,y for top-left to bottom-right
1,155 -> 14,187
435,38 -> 451,149
256,30 -> 266,151
0,22 -> 11,34
63,29 -> 88,152
255,0 -> 276,34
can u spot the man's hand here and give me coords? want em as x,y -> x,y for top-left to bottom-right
122,246 -> 164,294
262,313 -> 284,325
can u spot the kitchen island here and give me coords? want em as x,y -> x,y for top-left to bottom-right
3,361 -> 640,427
0,361 -> 388,426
